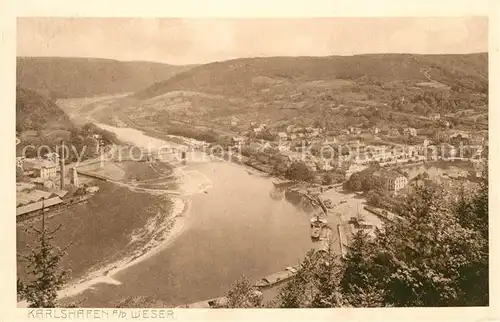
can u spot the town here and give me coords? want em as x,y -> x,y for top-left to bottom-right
202,109 -> 487,198
15,16 -> 489,310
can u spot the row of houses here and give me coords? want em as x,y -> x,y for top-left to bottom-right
334,143 -> 422,166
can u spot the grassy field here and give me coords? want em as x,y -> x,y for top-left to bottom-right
117,161 -> 173,182
78,162 -> 127,181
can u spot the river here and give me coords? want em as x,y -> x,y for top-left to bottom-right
68,124 -> 315,307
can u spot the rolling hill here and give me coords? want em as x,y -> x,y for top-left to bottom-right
17,57 -> 195,99
135,53 -> 488,100
65,53 -> 487,141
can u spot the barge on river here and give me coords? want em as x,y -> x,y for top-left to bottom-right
254,266 -> 299,289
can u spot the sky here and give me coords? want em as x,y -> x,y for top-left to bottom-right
17,17 -> 488,65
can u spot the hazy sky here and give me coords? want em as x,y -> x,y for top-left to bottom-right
17,17 -> 488,65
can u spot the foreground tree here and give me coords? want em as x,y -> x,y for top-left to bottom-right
453,163 -> 488,305
215,276 -> 263,308
375,185 -> 485,306
339,229 -> 384,307
285,161 -> 314,182
283,182 -> 487,307
18,203 -> 70,308
278,242 -> 343,308
225,168 -> 489,308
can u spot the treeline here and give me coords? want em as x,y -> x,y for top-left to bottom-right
343,164 -> 385,192
390,90 -> 487,116
66,123 -> 121,162
166,125 -> 219,143
20,122 -> 120,163
218,164 -> 488,307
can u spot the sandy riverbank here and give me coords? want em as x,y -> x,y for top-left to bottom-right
17,196 -> 191,308
49,123 -> 213,301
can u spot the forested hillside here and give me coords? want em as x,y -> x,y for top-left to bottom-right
17,57 -> 194,99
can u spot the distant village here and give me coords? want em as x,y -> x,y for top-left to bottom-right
15,113 -> 487,223
221,116 -> 486,196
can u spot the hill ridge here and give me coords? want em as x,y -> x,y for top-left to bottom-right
17,57 -> 195,99
135,53 -> 487,100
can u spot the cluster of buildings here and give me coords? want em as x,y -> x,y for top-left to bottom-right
225,118 -> 486,192
16,182 -> 67,217
16,151 -> 83,218
337,142 -> 427,168
18,156 -> 78,188
244,123 -> 324,141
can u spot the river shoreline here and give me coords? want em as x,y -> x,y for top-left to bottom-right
17,196 -> 191,308
17,121 -> 308,307
50,123 -> 208,302
63,197 -> 190,300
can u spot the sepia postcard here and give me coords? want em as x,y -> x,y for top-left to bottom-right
1,0 -> 499,321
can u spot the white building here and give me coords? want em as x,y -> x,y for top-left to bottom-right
231,136 -> 246,145
278,132 -> 288,140
31,160 -> 58,179
429,113 -> 441,121
404,128 -> 417,137
374,171 -> 408,192
253,127 -> 263,134
386,174 -> 408,192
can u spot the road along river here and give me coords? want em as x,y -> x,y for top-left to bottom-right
60,124 -> 317,307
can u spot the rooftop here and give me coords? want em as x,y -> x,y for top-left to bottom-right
373,170 -> 406,180
16,196 -> 63,216
33,177 -> 58,184
17,189 -> 53,206
31,159 -> 58,169
16,182 -> 35,192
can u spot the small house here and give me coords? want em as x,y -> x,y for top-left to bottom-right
403,127 -> 417,137
429,113 -> 441,121
231,136 -> 246,146
33,177 -> 56,189
278,132 -> 288,140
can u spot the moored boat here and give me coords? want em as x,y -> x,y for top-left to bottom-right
311,214 -> 327,239
254,266 -> 300,289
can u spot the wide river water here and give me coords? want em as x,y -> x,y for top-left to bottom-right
74,124 -> 315,307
